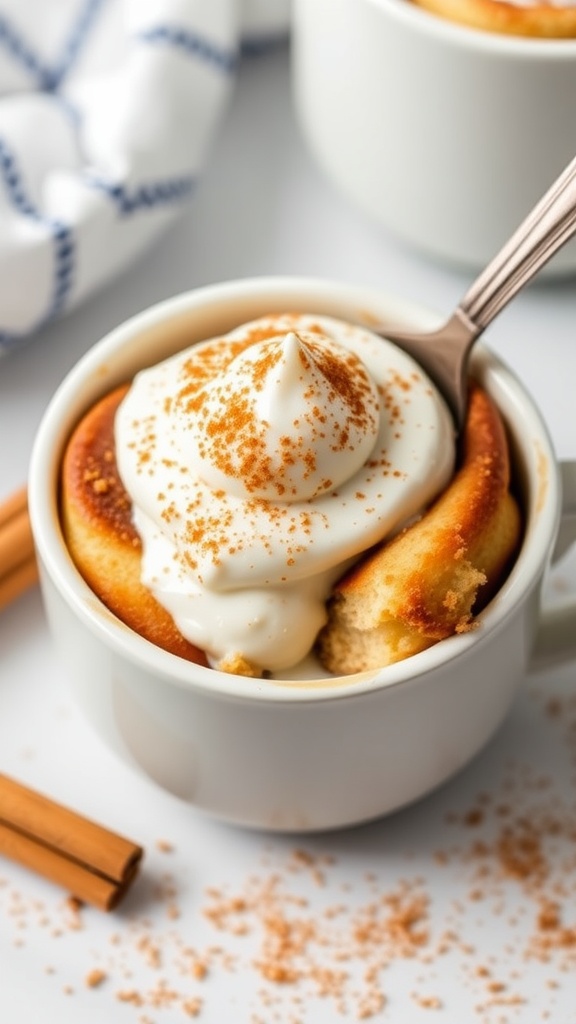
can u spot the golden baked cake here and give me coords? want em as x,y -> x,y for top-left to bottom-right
61,367 -> 520,679
61,384 -> 208,667
410,0 -> 576,37
317,384 -> 522,675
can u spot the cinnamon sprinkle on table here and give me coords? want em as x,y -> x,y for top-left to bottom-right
1,686 -> 576,1019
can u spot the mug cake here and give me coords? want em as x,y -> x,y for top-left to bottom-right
60,313 -> 521,679
410,0 -> 576,37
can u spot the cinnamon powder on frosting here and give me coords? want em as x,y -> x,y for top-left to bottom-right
183,332 -> 378,500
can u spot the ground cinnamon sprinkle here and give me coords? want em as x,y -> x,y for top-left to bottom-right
182,330 -> 378,501
85,967 -> 107,988
1,686 -> 576,1020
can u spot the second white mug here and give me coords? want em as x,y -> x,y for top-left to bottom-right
292,0 -> 576,273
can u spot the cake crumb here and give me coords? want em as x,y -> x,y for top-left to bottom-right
116,988 -> 144,1006
413,993 -> 443,1009
85,968 -> 107,989
182,996 -> 203,1016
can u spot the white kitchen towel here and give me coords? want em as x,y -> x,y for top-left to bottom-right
0,0 -> 290,355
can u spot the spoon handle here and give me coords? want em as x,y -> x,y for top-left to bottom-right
459,153 -> 576,332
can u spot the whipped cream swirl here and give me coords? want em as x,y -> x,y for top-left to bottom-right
115,313 -> 455,675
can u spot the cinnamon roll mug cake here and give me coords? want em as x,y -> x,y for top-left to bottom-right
410,0 -> 576,37
60,310 -> 520,679
28,280 -> 576,828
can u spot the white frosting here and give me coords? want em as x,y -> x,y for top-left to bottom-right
189,330 -> 381,501
115,313 -> 455,674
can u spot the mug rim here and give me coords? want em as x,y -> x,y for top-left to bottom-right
367,0 -> 576,58
28,276 -> 561,705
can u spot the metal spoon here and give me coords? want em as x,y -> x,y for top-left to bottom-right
375,153 -> 576,428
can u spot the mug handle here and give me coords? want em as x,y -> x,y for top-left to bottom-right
532,460 -> 576,669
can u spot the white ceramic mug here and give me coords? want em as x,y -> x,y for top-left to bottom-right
292,0 -> 576,272
29,278 -> 576,831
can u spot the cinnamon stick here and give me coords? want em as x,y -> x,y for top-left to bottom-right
0,487 -> 38,611
0,774 -> 143,910
0,486 -> 29,528
0,556 -> 39,613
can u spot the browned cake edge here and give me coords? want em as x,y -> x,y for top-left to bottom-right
411,0 -> 576,37
317,383 -> 522,674
60,385 -> 208,667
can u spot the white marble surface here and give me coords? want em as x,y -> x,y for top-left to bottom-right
2,45 -> 576,1023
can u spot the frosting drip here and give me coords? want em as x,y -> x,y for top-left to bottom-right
115,313 -> 455,674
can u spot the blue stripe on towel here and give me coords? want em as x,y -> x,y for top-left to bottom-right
0,139 -> 74,351
0,0 -> 106,92
0,138 -> 38,218
87,174 -> 195,214
49,0 -> 107,91
136,25 -> 238,75
0,13 -> 46,88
